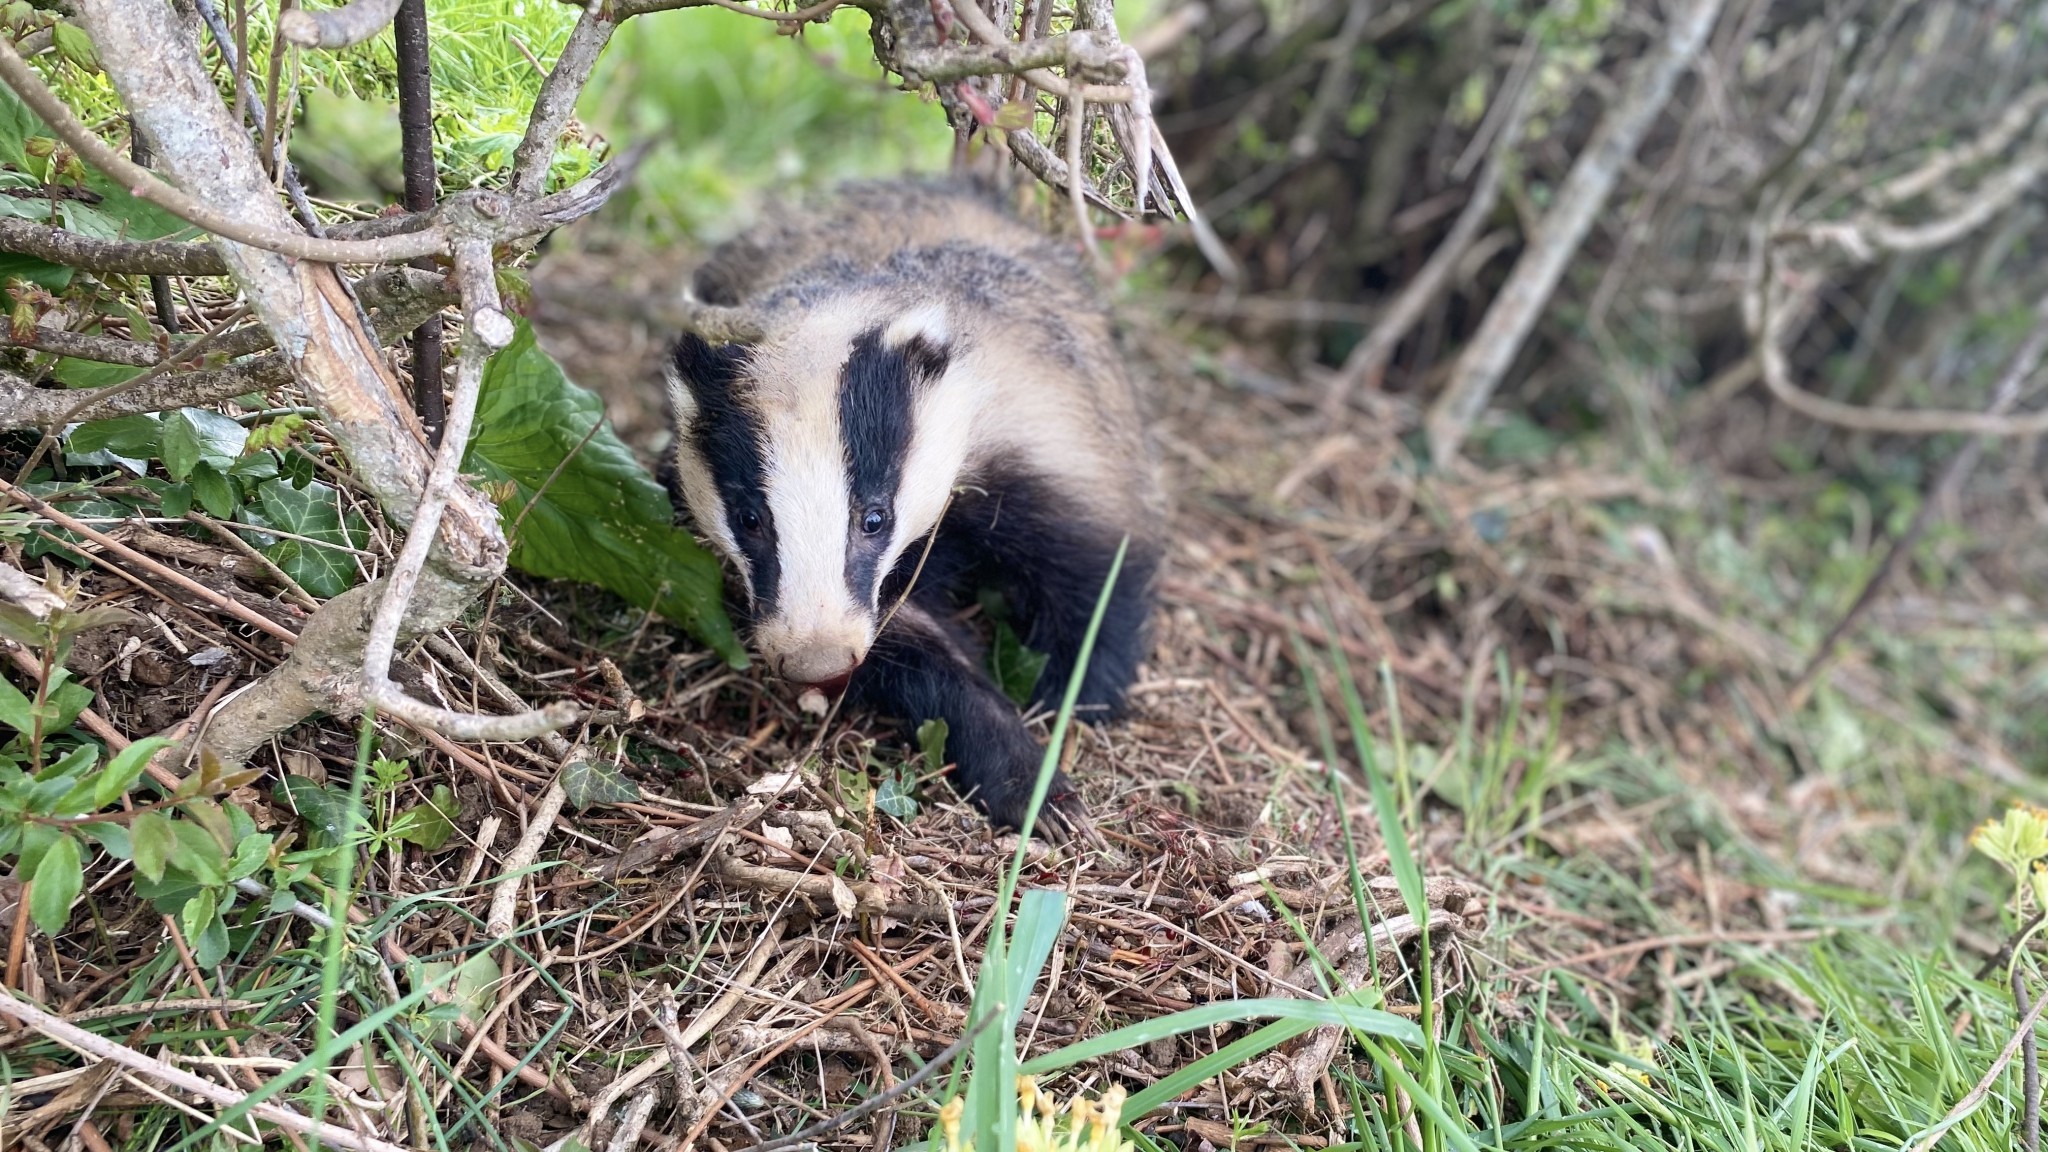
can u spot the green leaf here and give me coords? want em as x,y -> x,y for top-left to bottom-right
159,483 -> 193,518
131,811 -> 175,882
560,753 -> 638,811
189,462 -> 238,519
280,449 -> 316,489
96,735 -> 170,808
78,821 -> 131,860
917,718 -> 949,775
278,775 -> 359,850
180,887 -> 229,968
29,832 -> 81,935
255,479 -> 367,598
49,22 -> 98,72
68,413 -> 161,458
389,783 -> 459,850
226,832 -> 271,882
464,320 -> 743,666
415,951 -> 500,1046
170,818 -> 227,886
161,407 -> 247,483
0,668 -> 92,739
988,615 -> 1048,708
874,770 -> 919,820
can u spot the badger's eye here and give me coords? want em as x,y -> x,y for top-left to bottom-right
859,507 -> 890,536
738,508 -> 763,533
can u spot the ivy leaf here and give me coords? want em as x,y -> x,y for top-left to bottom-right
160,407 -> 247,483
389,783 -> 459,850
131,811 -> 175,883
464,320 -> 743,667
255,478 -> 367,598
29,833 -> 81,935
415,951 -> 502,1046
875,768 -> 920,821
988,616 -> 1048,708
278,775 -> 360,850
561,754 -> 638,811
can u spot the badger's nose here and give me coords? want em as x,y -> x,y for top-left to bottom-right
778,649 -> 861,695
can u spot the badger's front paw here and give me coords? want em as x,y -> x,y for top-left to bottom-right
963,754 -> 1091,844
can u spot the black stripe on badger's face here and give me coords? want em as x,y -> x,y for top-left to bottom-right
838,324 -> 950,606
671,333 -> 780,616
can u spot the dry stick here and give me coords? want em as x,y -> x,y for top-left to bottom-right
1424,0 -> 1727,465
945,0 -> 1133,104
577,914 -> 791,1144
1906,987 -> 2048,1152
356,321 -> 571,742
720,1015 -> 992,1152
1787,291 -> 2048,707
0,987 -> 413,1152
485,775 -> 573,938
278,0 -> 403,49
392,0 -> 445,445
0,34 -> 443,265
0,479 -> 298,645
10,304 -> 253,487
507,0 -> 618,201
1323,22 -> 1545,416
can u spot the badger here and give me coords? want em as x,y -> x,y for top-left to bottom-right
657,177 -> 1165,837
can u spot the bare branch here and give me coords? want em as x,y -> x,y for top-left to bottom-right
0,33 -> 449,265
945,0 -> 1133,103
1324,26 -> 1545,413
898,30 -> 1127,86
0,987 -> 414,1152
0,267 -> 455,429
509,2 -> 618,201
529,272 -> 766,345
0,218 -> 228,276
1425,0 -> 1727,464
277,0 -> 405,50
358,333 -> 577,743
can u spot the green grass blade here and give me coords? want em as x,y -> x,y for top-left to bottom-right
1023,995 -> 1423,1076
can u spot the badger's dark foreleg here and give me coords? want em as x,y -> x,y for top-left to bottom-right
846,599 -> 1083,835
997,533 -> 1160,723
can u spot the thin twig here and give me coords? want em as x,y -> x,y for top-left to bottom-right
1788,290 -> 2048,704
356,326 -> 573,740
0,32 -> 438,265
0,987 -> 412,1152
722,1012 -> 994,1152
393,0 -> 446,445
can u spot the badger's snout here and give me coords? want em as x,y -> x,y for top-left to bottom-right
774,646 -> 863,692
752,609 -> 873,695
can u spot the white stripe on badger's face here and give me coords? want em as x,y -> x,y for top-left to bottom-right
750,379 -> 871,685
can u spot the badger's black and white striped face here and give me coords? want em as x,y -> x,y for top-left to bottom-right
664,302 -> 970,690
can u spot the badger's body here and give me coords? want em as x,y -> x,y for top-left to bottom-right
659,177 -> 1164,834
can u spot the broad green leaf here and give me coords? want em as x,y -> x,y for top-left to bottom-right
161,408 -> 247,483
170,818 -> 228,886
228,450 -> 280,483
52,357 -> 147,391
131,811 -> 175,882
989,617 -> 1048,707
560,753 -> 638,811
917,718 -> 949,775
96,735 -> 170,808
23,495 -> 130,566
415,951 -> 500,1045
0,78 -> 37,170
389,783 -> 459,850
464,320 -> 743,666
29,832 -> 81,935
278,775 -> 359,850
189,461 -> 238,519
158,483 -> 193,518
874,771 -> 919,820
68,413 -> 161,457
226,832 -> 271,882
78,821 -> 131,860
13,821 -> 57,878
0,668 -> 92,738
255,479 -> 367,598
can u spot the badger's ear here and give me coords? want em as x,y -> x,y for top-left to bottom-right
883,302 -> 952,382
666,332 -> 748,427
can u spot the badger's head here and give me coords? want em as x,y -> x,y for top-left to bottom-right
662,299 -> 968,692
